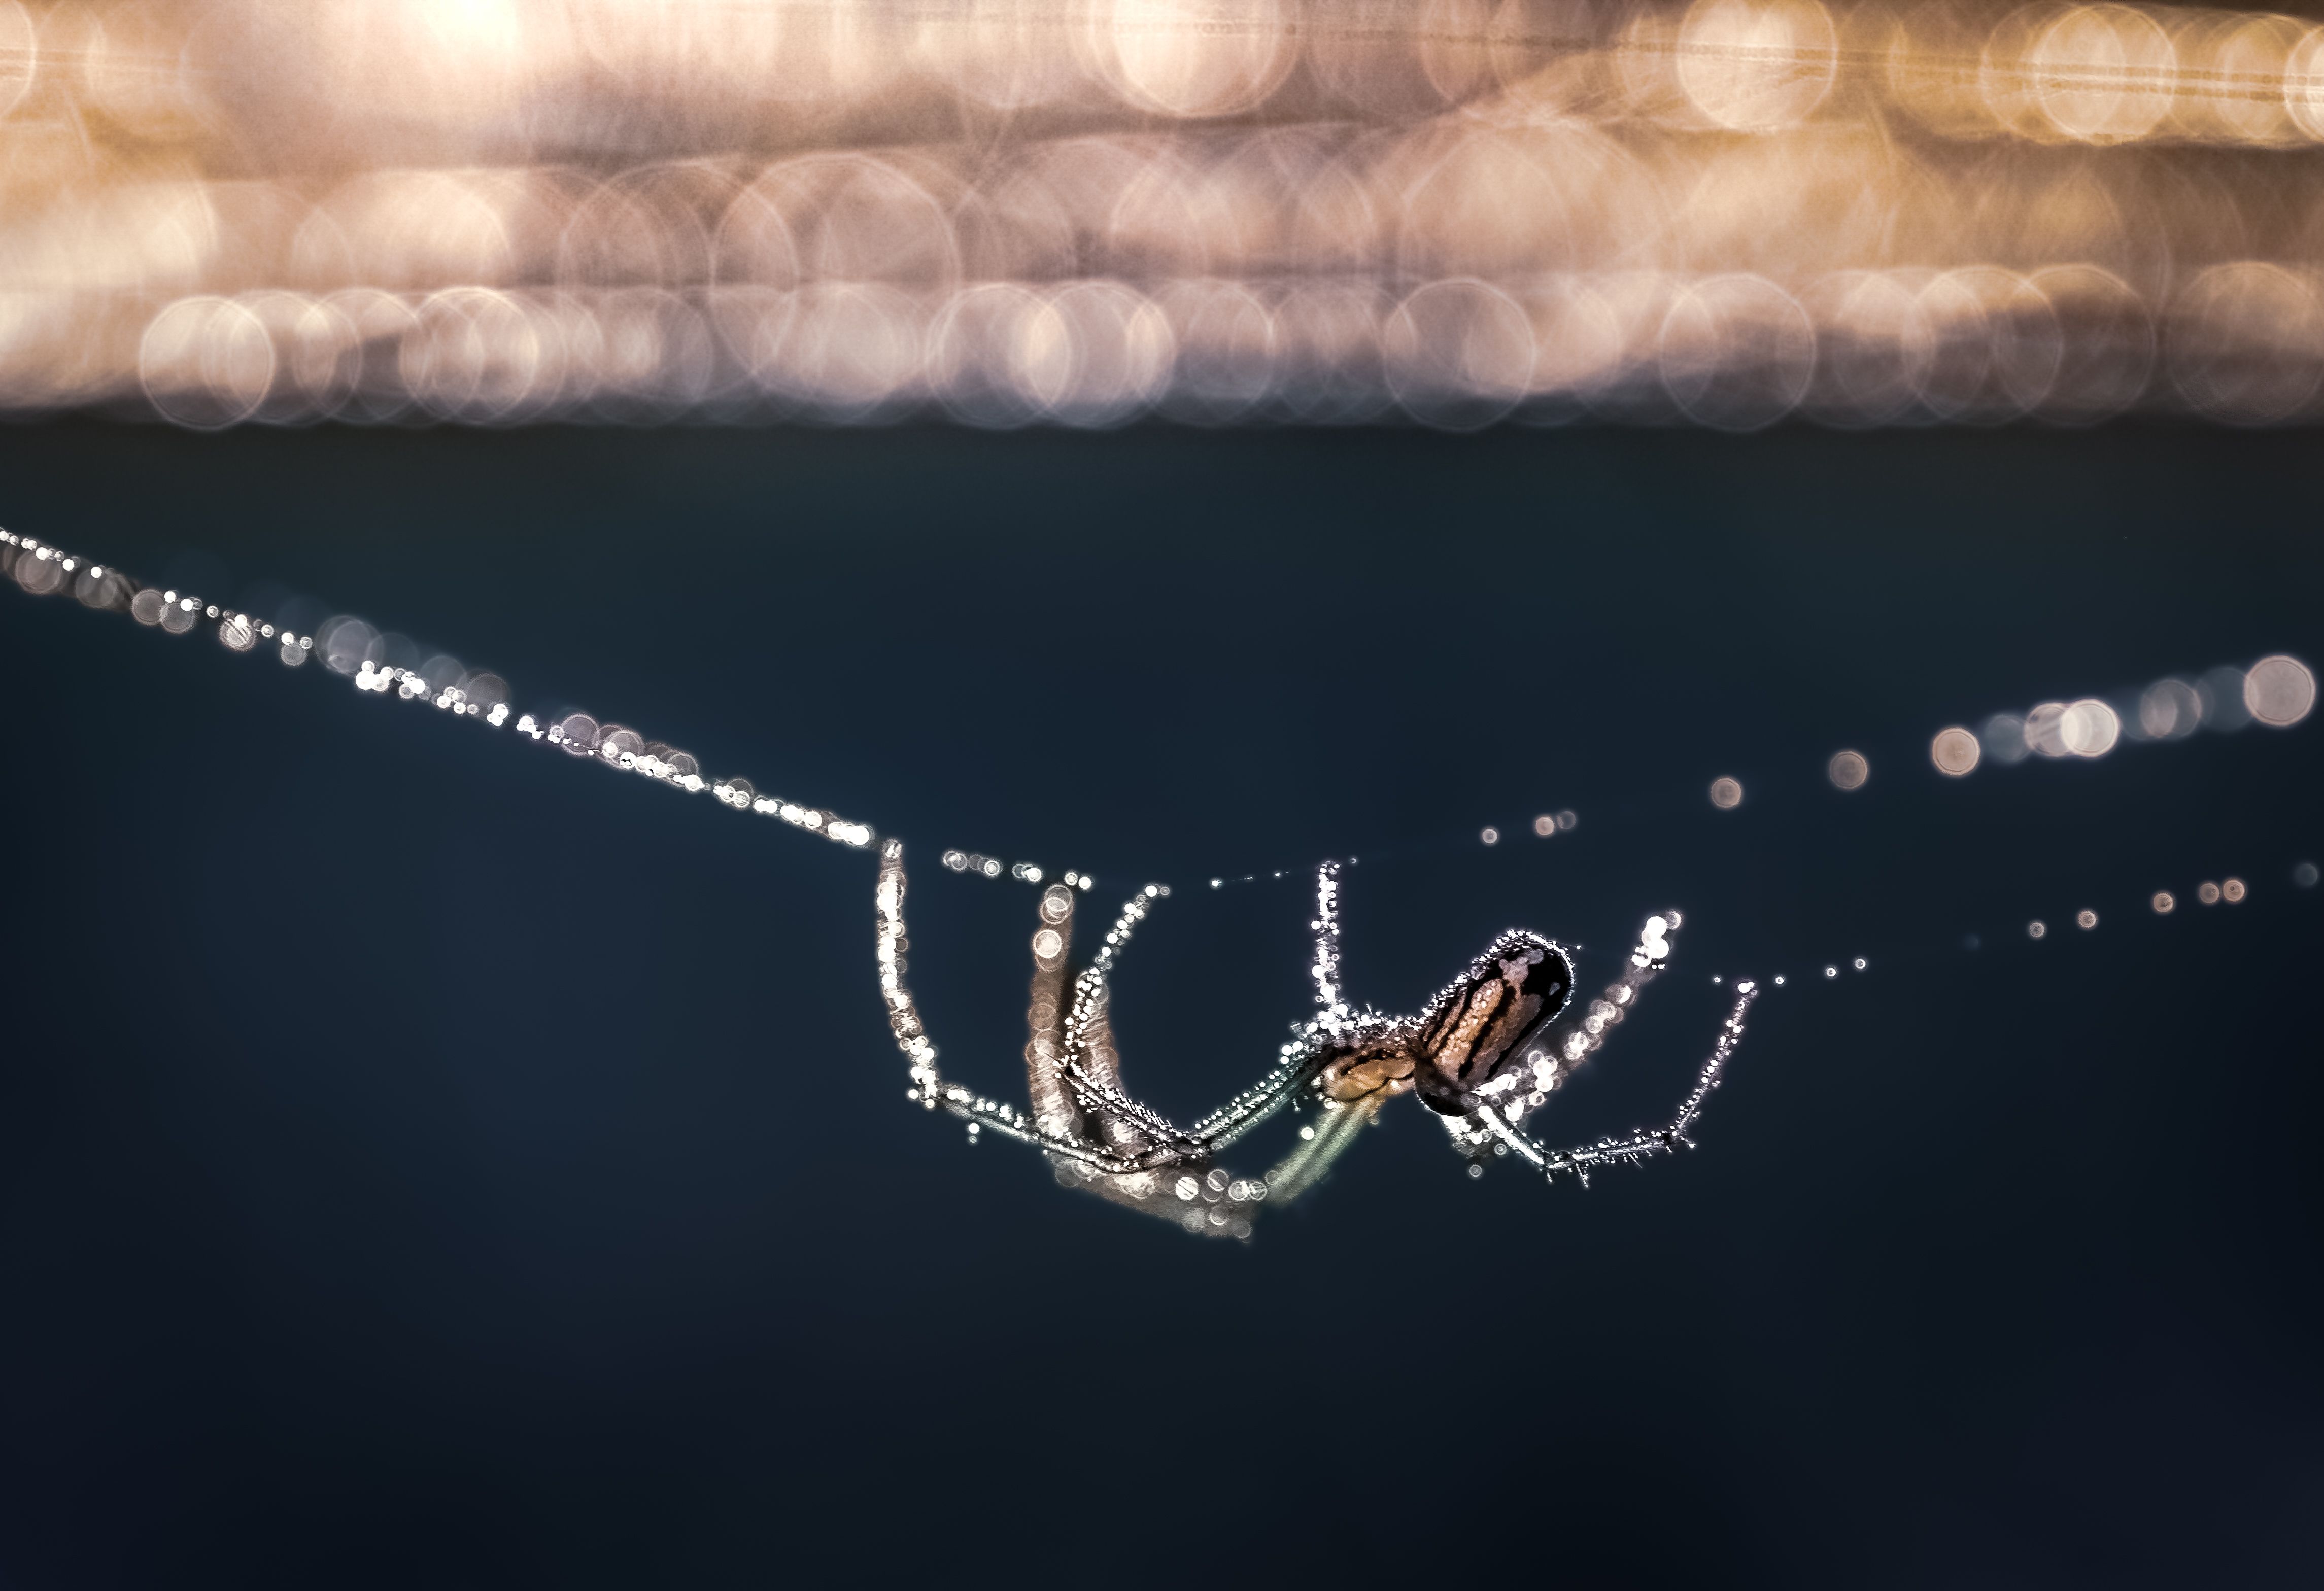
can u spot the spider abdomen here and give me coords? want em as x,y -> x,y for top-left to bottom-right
1412,931 -> 1574,1115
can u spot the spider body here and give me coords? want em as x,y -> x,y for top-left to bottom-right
1311,930 -> 1575,1115
1408,931 -> 1576,1116
876,847 -> 1754,1239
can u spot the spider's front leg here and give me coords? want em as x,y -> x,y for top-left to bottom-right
1488,912 -> 1686,1131
1477,978 -> 1758,1188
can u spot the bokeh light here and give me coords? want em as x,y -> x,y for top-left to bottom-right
1962,657 -> 2299,775
1709,776 -> 1744,809
2139,678 -> 2201,738
1930,726 -> 1981,776
2059,698 -> 2120,757
1981,714 -> 2031,766
0,1 -> 2315,426
2243,654 -> 2316,726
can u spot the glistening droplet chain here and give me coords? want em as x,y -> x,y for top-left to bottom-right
0,524 -> 1089,878
3,523 -> 1135,1168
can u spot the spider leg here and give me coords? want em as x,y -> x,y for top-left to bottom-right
878,845 -> 1366,1217
1023,882 -> 1083,1141
877,841 -> 1131,1167
1502,910 -> 1687,1130
1058,958 -> 1169,1156
1051,875 -> 1349,1171
1475,981 -> 1757,1187
1055,1094 -> 1381,1238
1311,860 -> 1346,1018
1051,882 -> 1211,1158
1259,1094 -> 1382,1204
878,845 -> 1377,1229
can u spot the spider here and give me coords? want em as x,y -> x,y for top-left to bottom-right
878,846 -> 1757,1239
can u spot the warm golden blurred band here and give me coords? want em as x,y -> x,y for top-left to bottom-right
9,0 -> 2324,427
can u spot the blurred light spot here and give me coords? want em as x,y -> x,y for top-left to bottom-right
2060,698 -> 2119,757
2027,920 -> 2046,938
2022,4 -> 2178,144
2197,881 -> 2220,904
13,548 -> 60,596
1827,749 -> 1868,789
2292,861 -> 2318,888
1676,0 -> 1837,131
2243,655 -> 2315,727
1384,279 -> 1532,430
2222,877 -> 2246,903
2024,701 -> 2070,757
1557,810 -> 1578,831
2197,665 -> 2253,731
319,615 -> 380,675
1980,714 -> 2030,765
1708,776 -> 1744,809
1660,275 -> 1814,431
2169,264 -> 2324,423
1479,826 -> 1499,845
0,2 -> 35,120
140,297 -> 274,430
1931,726 -> 1980,776
1532,814 -> 1556,837
2139,678 -> 2201,739
1100,0 -> 1297,119
2151,890 -> 2174,913
2076,908 -> 2098,929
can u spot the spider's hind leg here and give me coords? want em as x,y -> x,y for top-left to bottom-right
1055,878 -> 1345,1175
879,842 -> 1118,1166
1022,882 -> 1083,1142
1052,883 -> 1191,1159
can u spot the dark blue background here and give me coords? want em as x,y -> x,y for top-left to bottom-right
3,421 -> 2319,1586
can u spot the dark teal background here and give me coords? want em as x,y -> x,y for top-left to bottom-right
3,421 -> 2320,1585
